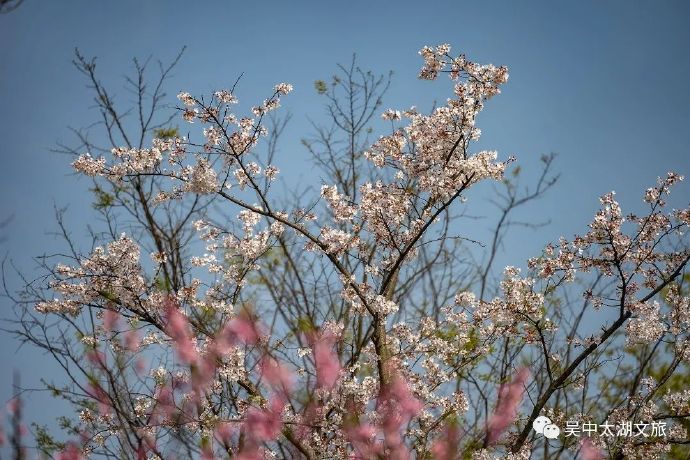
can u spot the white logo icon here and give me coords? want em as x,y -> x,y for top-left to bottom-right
533,415 -> 560,439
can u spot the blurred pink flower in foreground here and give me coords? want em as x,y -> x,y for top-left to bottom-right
487,367 -> 530,444
580,437 -> 605,460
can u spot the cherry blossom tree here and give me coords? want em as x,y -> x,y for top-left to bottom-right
7,44 -> 690,459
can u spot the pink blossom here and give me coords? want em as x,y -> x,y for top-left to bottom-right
136,444 -> 148,460
486,367 -> 530,444
214,421 -> 235,445
103,309 -> 119,332
164,300 -> 198,364
164,300 -> 190,338
56,443 -> 84,460
217,315 -> 260,352
260,356 -> 295,393
430,424 -> 461,460
201,445 -> 215,460
86,383 -> 111,415
191,354 -> 217,390
386,377 -> 423,419
6,398 -> 19,415
379,375 -> 422,457
175,338 -> 198,364
580,437 -> 604,460
124,329 -> 141,352
151,385 -> 177,423
86,349 -> 107,368
345,423 -> 381,459
134,358 -> 146,375
244,397 -> 283,442
313,332 -> 342,389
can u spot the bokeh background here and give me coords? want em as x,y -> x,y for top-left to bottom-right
1,0 -> 689,447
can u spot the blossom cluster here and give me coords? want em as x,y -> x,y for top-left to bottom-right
528,172 -> 689,346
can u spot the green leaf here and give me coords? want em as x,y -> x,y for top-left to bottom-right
90,186 -> 115,210
154,126 -> 179,139
314,80 -> 327,95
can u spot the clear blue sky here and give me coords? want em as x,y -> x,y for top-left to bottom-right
1,0 -> 689,447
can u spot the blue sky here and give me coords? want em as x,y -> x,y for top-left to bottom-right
1,0 -> 689,447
